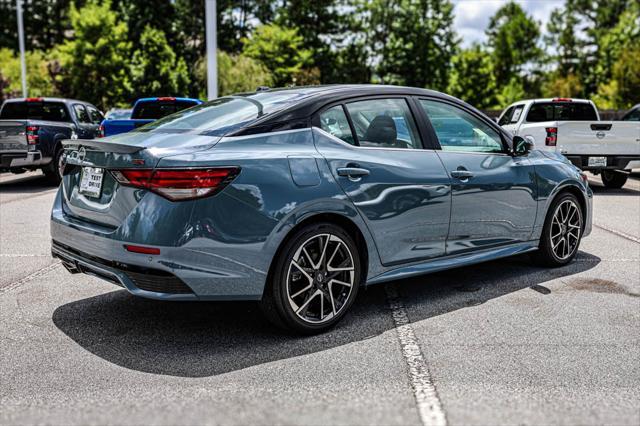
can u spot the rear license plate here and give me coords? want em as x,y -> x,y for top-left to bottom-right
588,156 -> 607,167
79,167 -> 104,198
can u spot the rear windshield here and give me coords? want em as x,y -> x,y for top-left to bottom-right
0,101 -> 70,122
131,100 -> 199,120
136,91 -> 309,136
526,102 -> 598,122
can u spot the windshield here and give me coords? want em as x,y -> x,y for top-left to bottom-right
136,91 -> 309,136
0,101 -> 70,122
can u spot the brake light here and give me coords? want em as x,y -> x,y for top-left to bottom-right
98,124 -> 105,138
25,97 -> 43,102
545,127 -> 557,146
156,97 -> 176,102
124,244 -> 160,255
111,167 -> 240,201
552,98 -> 572,102
26,125 -> 39,144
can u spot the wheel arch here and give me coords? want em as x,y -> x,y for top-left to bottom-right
265,212 -> 371,293
546,183 -> 588,229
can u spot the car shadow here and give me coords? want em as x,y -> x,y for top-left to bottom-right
52,251 -> 600,378
0,172 -> 55,194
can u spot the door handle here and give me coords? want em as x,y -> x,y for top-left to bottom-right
450,170 -> 474,180
337,166 -> 370,178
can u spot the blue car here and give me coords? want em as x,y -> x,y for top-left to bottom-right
51,85 -> 592,333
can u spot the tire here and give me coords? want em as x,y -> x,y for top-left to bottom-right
600,170 -> 628,189
261,222 -> 362,334
43,147 -> 64,185
532,192 -> 584,267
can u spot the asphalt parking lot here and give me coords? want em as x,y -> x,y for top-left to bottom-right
1,171 -> 639,426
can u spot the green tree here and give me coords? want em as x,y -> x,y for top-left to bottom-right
276,0 -> 345,83
0,48 -> 58,100
215,51 -> 273,96
496,77 -> 527,108
545,7 -> 582,76
486,1 -> 542,84
541,73 -> 584,98
242,24 -> 312,86
447,44 -> 497,109
359,0 -> 457,90
51,0 -> 132,109
130,26 -> 190,98
112,0 -> 177,45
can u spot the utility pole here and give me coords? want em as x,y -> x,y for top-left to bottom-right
205,0 -> 217,100
16,0 -> 27,97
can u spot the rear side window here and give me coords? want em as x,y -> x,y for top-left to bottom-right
498,106 -> 514,126
132,100 -> 197,120
73,104 -> 91,123
0,101 -> 70,122
319,106 -> 356,145
344,98 -> 420,149
526,102 -> 598,122
622,107 -> 640,121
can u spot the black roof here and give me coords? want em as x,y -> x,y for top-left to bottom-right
232,84 -> 474,136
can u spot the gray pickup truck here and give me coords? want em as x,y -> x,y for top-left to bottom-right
0,97 -> 103,183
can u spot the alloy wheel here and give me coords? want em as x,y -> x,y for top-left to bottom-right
286,233 -> 355,324
550,199 -> 582,260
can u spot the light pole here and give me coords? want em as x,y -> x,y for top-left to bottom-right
205,0 -> 217,100
16,0 -> 27,97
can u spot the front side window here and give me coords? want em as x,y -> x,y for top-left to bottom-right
319,105 -> 356,145
87,106 -> 104,124
73,104 -> 91,123
345,98 -> 420,149
420,100 -> 504,153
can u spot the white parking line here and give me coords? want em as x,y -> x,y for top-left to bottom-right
385,284 -> 447,426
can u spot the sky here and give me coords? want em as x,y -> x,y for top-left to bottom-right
453,0 -> 561,47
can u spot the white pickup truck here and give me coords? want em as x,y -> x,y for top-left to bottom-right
498,98 -> 640,188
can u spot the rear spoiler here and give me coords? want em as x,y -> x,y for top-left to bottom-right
62,138 -> 144,154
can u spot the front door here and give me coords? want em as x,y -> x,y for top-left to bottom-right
418,98 -> 537,255
313,98 -> 451,265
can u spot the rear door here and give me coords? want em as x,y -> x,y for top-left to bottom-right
72,104 -> 97,139
417,98 -> 537,255
313,96 -> 452,265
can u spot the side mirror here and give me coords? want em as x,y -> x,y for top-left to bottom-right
513,136 -> 533,156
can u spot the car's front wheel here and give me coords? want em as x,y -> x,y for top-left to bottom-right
600,170 -> 628,189
261,222 -> 361,334
533,193 -> 583,267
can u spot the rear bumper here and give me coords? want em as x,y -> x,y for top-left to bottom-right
50,188 -> 267,301
0,150 -> 49,170
565,155 -> 640,171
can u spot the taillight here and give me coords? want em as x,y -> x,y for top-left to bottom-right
25,97 -> 43,102
98,124 -> 105,138
552,98 -> 572,102
26,125 -> 39,144
545,127 -> 557,146
157,97 -> 176,102
111,167 -> 240,201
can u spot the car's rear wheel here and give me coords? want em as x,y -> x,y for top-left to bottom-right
533,193 -> 583,267
43,147 -> 64,185
600,170 -> 628,189
261,222 -> 361,334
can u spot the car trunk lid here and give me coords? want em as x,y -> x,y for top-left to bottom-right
60,131 -> 221,228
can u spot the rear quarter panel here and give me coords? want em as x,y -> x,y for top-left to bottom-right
154,128 -> 381,298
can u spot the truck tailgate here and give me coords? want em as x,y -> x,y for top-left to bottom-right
0,120 -> 27,153
557,121 -> 640,156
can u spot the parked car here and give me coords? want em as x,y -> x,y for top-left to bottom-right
104,108 -> 132,121
498,98 -> 640,188
100,97 -> 202,137
0,97 -> 103,183
51,85 -> 592,333
622,104 -> 640,121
